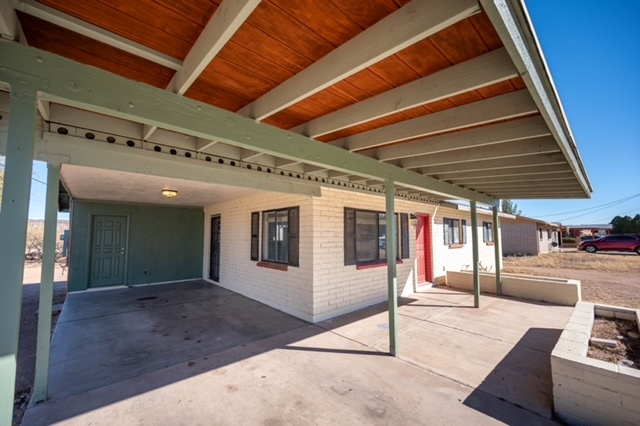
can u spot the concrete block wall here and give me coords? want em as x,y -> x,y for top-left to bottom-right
431,209 -> 498,281
501,220 -> 539,256
446,271 -> 581,306
310,188 -> 433,322
203,192 -> 315,322
552,302 -> 640,425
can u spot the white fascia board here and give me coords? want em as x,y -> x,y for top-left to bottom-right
292,47 -> 517,138
479,0 -> 591,197
37,132 -> 321,197
13,0 -> 182,70
371,115 -> 549,161
237,0 -> 481,120
171,0 -> 261,95
0,42 -> 494,203
399,135 -> 559,169
334,89 -> 538,152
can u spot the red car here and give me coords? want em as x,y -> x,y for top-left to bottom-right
578,234 -> 640,255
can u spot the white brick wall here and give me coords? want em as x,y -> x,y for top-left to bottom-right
502,221 -> 539,256
203,193 -> 315,322
202,187 -> 499,323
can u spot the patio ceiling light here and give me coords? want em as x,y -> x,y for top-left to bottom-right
161,189 -> 178,198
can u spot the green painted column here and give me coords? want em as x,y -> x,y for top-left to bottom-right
493,204 -> 503,295
385,179 -> 398,357
33,163 -> 60,403
0,91 -> 37,424
470,200 -> 480,308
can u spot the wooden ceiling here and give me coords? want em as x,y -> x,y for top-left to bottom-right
5,0 -> 591,201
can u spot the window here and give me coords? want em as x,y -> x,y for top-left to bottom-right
539,229 -> 543,240
344,208 -> 409,266
260,207 -> 299,266
482,221 -> 494,243
547,228 -> 551,239
443,218 -> 467,245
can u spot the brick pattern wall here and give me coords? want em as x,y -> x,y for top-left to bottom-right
203,193 -> 315,321
203,187 -> 501,323
501,220 -> 539,256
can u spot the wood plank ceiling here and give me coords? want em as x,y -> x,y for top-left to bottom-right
10,0 -> 591,201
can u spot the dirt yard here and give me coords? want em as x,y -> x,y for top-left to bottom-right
503,250 -> 640,308
13,262 -> 67,426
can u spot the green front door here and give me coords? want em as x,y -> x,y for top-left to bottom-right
90,215 -> 128,287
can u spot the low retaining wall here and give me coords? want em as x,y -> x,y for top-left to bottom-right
551,302 -> 640,425
445,270 -> 581,306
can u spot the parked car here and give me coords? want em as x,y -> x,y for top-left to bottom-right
577,234 -> 640,255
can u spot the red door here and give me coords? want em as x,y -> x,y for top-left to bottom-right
416,215 -> 433,283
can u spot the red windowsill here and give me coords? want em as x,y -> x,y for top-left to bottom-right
448,244 -> 464,249
257,261 -> 288,271
356,259 -> 404,270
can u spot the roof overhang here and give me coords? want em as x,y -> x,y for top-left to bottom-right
0,0 -> 592,205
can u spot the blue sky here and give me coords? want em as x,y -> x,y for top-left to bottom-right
14,1 -> 640,224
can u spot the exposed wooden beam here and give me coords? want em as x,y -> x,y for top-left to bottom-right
292,47 -> 517,138
0,0 -> 20,41
0,42 -> 495,203
400,136 -> 559,169
14,0 -> 182,70
449,173 -> 576,185
480,0 -> 591,197
37,99 -> 50,121
334,90 -> 538,152
434,164 -> 572,180
370,115 -> 548,161
171,0 -> 260,95
468,182 -> 584,191
196,138 -> 217,152
238,0 -> 480,121
419,152 -> 567,176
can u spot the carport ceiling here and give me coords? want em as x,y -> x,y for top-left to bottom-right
60,165 -> 264,207
2,0 -> 592,201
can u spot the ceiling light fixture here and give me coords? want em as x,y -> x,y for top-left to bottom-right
161,189 -> 178,198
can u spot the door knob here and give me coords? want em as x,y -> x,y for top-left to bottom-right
120,248 -> 125,255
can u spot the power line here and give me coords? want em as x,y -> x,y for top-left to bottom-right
535,192 -> 640,218
591,206 -> 640,224
0,162 -> 47,185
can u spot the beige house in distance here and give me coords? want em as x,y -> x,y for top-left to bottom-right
501,215 -> 561,256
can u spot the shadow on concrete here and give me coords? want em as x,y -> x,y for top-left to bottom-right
24,280 -> 394,425
463,327 -> 563,421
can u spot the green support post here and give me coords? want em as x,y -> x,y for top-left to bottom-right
492,204 -> 503,295
470,200 -> 480,308
385,179 -> 398,357
33,164 -> 61,403
0,91 -> 37,424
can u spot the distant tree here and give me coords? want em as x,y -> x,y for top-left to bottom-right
501,199 -> 522,216
610,214 -> 640,234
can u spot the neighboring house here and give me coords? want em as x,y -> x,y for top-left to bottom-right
68,188 -> 501,323
501,215 -> 561,256
563,224 -> 613,240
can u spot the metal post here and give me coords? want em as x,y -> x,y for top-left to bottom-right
470,200 -> 480,308
385,179 -> 398,356
492,204 -> 503,295
0,90 -> 37,424
33,164 -> 61,403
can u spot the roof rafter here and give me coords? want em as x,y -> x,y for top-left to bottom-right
418,152 -> 567,175
333,89 -> 538,152
431,164 -> 571,179
400,136 -> 559,169
238,0 -> 481,121
292,47 -> 517,138
13,0 -> 182,70
370,115 -> 548,161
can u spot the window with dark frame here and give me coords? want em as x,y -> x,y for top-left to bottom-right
443,218 -> 467,245
539,229 -> 543,240
482,221 -> 494,243
260,207 -> 299,266
344,208 -> 409,266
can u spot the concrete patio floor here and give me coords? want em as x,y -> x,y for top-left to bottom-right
23,281 -> 573,425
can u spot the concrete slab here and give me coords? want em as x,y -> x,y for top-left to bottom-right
24,282 -> 570,425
